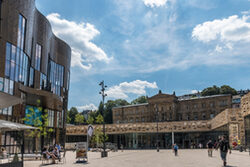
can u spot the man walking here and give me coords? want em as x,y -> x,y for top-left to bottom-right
206,140 -> 214,157
217,136 -> 231,166
173,143 -> 178,156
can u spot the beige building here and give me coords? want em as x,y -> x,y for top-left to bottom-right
67,92 -> 250,149
112,91 -> 231,124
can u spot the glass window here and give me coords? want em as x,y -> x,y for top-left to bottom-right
8,106 -> 12,116
29,67 -> 34,87
11,45 -> 16,63
9,80 -> 14,95
40,73 -> 47,90
5,60 -> 10,77
4,78 -> 9,93
17,14 -> 26,50
3,108 -> 8,115
35,44 -> 42,71
10,62 -> 15,80
6,43 -> 11,61
0,77 -> 3,92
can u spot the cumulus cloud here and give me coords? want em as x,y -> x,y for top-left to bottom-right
47,13 -> 112,70
192,15 -> 250,43
76,103 -> 97,111
106,80 -> 158,99
143,0 -> 168,8
191,90 -> 199,94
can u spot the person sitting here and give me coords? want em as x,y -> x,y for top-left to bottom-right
42,147 -> 57,164
0,148 -> 7,159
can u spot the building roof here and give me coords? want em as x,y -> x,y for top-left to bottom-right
178,94 -> 231,101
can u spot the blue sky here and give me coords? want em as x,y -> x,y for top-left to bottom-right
36,0 -> 250,111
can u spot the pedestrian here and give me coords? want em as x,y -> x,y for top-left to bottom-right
121,144 -> 123,152
173,143 -> 178,156
206,140 -> 214,157
216,135 -> 231,166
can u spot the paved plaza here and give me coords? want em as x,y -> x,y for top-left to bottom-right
24,149 -> 250,167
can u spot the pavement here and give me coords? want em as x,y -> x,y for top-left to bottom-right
24,149 -> 250,167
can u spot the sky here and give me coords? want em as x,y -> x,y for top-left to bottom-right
35,0 -> 250,111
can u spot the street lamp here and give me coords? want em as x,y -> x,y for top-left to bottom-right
155,104 -> 159,152
99,80 -> 108,157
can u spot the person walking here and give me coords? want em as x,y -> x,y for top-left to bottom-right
173,143 -> 178,156
206,140 -> 214,157
216,135 -> 231,166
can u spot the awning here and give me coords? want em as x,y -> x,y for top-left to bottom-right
0,119 -> 37,132
0,92 -> 23,109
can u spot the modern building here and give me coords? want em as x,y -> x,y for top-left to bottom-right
66,92 -> 250,150
0,0 -> 71,153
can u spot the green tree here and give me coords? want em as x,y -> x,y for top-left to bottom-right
131,96 -> 148,104
86,114 -> 95,124
66,110 -> 71,124
114,99 -> 129,106
220,85 -> 237,95
68,107 -> 78,124
22,100 -> 53,152
75,113 -> 85,125
201,85 -> 220,96
91,114 -> 108,147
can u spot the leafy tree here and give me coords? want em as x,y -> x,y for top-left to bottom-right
220,85 -> 237,95
131,96 -> 147,104
22,99 -> 53,152
201,85 -> 238,96
75,113 -> 85,125
91,114 -> 108,147
66,110 -> 71,124
114,99 -> 129,106
86,114 -> 95,124
201,85 -> 220,96
68,107 -> 78,124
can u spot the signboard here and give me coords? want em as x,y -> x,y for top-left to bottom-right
88,125 -> 94,137
76,142 -> 87,160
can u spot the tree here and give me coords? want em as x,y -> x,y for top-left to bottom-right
114,99 -> 129,107
68,107 -> 78,124
75,113 -> 85,125
86,114 -> 95,124
220,85 -> 237,95
22,99 -> 53,152
91,114 -> 108,147
131,96 -> 147,104
201,85 -> 220,96
201,85 -> 238,96
66,110 -> 71,124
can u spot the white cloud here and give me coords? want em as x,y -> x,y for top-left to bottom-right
143,0 -> 168,8
192,15 -> 250,43
215,45 -> 223,53
191,90 -> 198,94
76,103 -> 97,111
106,80 -> 158,99
47,13 -> 112,70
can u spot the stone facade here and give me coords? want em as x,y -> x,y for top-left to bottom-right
113,92 -> 231,124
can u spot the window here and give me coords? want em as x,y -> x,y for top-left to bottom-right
0,77 -> 3,92
29,67 -> 34,87
35,44 -> 42,71
194,113 -> 198,120
48,60 -> 64,96
202,103 -> 206,108
17,14 -> 26,50
40,73 -> 47,90
202,113 -> 206,120
210,102 -> 215,108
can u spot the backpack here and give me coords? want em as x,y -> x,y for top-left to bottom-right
174,145 -> 178,150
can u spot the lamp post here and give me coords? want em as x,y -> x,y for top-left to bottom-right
99,80 -> 108,157
155,104 -> 159,152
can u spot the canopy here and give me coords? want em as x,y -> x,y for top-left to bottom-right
0,119 -> 37,132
